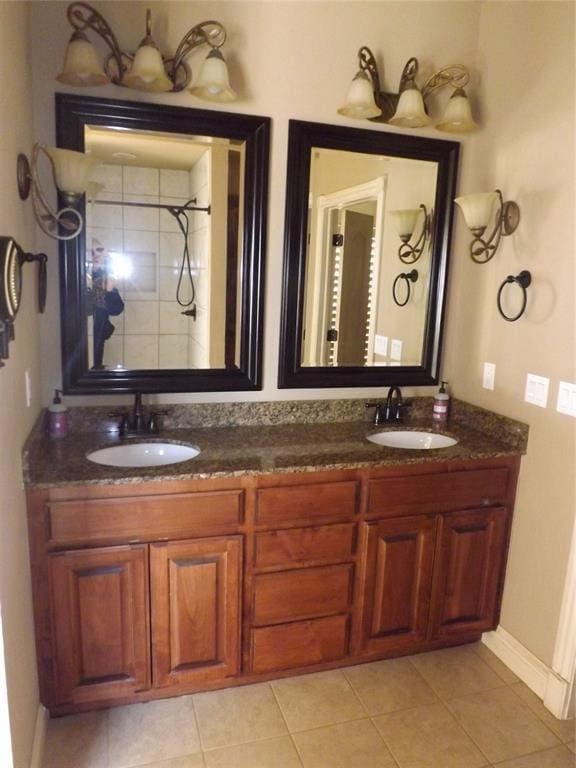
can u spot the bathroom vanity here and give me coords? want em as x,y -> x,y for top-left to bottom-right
23,401 -> 527,715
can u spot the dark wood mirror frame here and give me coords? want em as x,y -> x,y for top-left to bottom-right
55,93 -> 270,394
278,119 -> 459,389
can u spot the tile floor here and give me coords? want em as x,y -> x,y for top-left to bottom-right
42,643 -> 575,768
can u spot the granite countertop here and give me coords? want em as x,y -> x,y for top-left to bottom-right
23,398 -> 529,489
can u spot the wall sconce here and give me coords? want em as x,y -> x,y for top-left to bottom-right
454,190 -> 520,263
17,144 -> 101,241
338,47 -> 477,133
390,205 -> 432,263
56,2 -> 237,101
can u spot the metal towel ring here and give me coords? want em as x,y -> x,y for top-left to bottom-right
392,269 -> 418,307
497,270 -> 531,322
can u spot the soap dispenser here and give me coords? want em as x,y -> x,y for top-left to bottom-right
433,381 -> 450,423
48,389 -> 69,438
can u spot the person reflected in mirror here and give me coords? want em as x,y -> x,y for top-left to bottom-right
87,246 -> 124,370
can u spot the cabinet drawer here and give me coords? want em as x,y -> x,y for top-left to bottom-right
253,564 -> 353,625
250,615 -> 349,673
367,468 -> 509,518
48,490 -> 243,546
254,523 -> 355,570
256,481 -> 358,526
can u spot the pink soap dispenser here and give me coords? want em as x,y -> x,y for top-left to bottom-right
433,381 -> 451,423
48,389 -> 69,438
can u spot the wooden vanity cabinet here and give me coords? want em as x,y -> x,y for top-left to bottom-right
27,456 -> 520,714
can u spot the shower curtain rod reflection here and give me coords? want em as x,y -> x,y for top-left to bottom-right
93,198 -> 211,215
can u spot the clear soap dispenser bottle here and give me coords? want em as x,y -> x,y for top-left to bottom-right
433,381 -> 450,423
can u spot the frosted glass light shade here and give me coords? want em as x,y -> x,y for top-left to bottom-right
123,41 -> 172,92
389,87 -> 432,128
44,148 -> 101,196
436,88 -> 478,133
337,70 -> 382,119
56,31 -> 109,87
454,192 -> 499,232
190,48 -> 237,102
390,209 -> 421,239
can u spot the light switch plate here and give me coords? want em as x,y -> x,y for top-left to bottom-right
525,373 -> 549,408
483,362 -> 496,390
557,381 -> 576,417
390,339 -> 403,361
374,334 -> 388,356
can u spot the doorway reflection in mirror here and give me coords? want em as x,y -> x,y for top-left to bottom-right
302,148 -> 437,368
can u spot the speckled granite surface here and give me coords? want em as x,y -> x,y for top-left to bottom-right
23,398 -> 529,489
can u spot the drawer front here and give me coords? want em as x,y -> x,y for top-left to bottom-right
250,615 -> 349,673
256,481 -> 358,526
253,564 -> 353,625
368,468 -> 509,518
48,490 -> 243,546
254,523 -> 355,570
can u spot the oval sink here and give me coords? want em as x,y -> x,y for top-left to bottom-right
367,431 -> 458,450
87,442 -> 200,468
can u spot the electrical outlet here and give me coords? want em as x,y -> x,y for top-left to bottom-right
524,373 -> 549,408
557,381 -> 576,417
25,369 -> 32,408
483,362 -> 496,390
390,339 -> 403,361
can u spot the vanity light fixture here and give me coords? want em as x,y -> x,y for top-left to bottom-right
17,144 -> 101,241
338,47 -> 477,133
454,190 -> 520,263
390,205 -> 432,263
56,2 -> 237,101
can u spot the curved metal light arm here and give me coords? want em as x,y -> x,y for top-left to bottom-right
169,20 -> 227,90
421,65 -> 470,100
398,205 -> 432,264
469,190 -> 520,264
29,145 -> 83,241
67,2 -> 127,83
358,48 -> 420,122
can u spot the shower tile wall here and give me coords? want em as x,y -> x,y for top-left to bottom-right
87,155 -> 211,370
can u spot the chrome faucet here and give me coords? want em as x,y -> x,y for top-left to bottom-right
366,386 -> 409,425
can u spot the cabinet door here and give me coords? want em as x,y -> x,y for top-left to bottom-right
151,536 -> 242,688
429,507 -> 508,640
49,545 -> 149,705
355,516 -> 436,654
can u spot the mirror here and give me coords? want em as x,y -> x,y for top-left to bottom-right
279,120 -> 459,388
56,94 -> 269,393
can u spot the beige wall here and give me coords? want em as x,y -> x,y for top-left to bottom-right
443,1 -> 575,665
0,5 -> 42,768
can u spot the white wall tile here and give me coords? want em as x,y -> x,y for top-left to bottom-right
159,335 -> 189,368
91,163 -> 122,194
123,300 -> 159,334
159,301 -> 189,334
160,169 -> 191,198
123,166 -> 159,196
90,196 -> 123,230
160,232 -> 185,268
101,335 -> 124,369
124,335 -> 158,368
87,227 -> 124,251
123,194 -> 159,232
123,229 -> 159,253
159,266 -> 182,302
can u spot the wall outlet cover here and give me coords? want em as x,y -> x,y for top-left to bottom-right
483,362 -> 496,390
374,334 -> 388,357
525,373 -> 549,408
390,339 -> 403,361
557,381 -> 576,417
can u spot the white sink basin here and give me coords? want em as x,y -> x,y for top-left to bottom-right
367,430 -> 458,450
87,442 -> 200,468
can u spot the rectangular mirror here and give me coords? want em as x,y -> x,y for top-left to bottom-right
56,94 -> 270,393
279,120 -> 459,388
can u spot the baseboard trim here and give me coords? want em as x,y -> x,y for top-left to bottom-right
29,704 -> 47,768
482,626 -> 549,698
482,626 -> 575,719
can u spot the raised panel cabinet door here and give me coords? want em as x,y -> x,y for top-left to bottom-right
355,516 -> 436,654
429,507 -> 508,640
48,544 -> 149,706
151,536 -> 242,688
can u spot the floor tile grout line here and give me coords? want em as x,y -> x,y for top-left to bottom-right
190,693 -> 208,761
268,682 -> 305,767
507,679 -> 576,739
